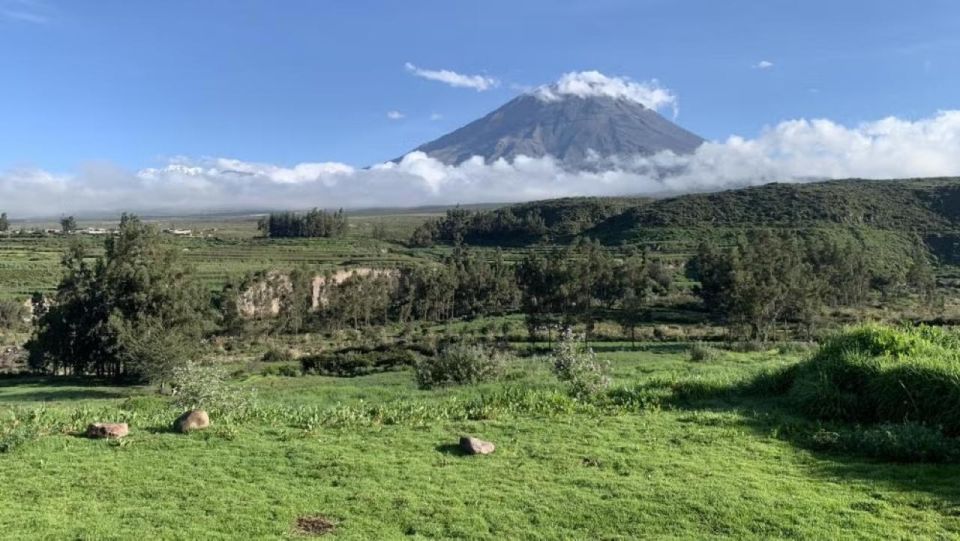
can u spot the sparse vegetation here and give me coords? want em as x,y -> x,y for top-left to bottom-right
551,329 -> 611,398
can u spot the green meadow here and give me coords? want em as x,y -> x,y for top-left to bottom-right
3,345 -> 960,539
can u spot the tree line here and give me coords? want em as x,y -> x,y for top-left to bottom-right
409,198 -> 638,247
25,215 -> 938,381
258,208 -> 347,238
688,230 -> 936,340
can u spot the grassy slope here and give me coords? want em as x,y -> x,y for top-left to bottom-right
2,348 -> 959,539
587,178 -> 960,266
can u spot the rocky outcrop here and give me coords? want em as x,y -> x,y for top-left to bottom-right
235,267 -> 397,319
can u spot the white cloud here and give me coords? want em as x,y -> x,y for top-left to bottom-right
4,111 -> 960,217
430,112 -> 443,121
386,110 -> 405,120
754,60 -> 775,69
404,62 -> 499,91
535,71 -> 679,117
1,0 -> 51,24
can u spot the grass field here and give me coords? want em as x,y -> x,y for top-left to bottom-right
3,346 -> 960,539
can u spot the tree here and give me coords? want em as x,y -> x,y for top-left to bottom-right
613,248 -> 666,347
0,212 -> 9,232
276,266 -> 313,335
60,215 -> 78,234
259,209 -> 348,238
371,221 -> 388,242
689,231 -> 821,340
906,240 -> 937,303
28,214 -> 209,382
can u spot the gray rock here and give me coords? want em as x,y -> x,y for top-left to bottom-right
173,409 -> 210,433
459,435 -> 495,455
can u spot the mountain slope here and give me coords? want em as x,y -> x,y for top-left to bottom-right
400,93 -> 704,168
589,177 -> 960,240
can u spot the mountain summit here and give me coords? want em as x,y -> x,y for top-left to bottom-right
399,73 -> 705,168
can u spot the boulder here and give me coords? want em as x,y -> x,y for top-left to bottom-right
459,435 -> 495,455
86,422 -> 129,439
173,409 -> 210,433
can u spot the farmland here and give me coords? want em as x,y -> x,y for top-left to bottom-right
0,212 -> 445,300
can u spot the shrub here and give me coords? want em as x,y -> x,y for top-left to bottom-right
551,329 -> 611,399
414,344 -> 504,389
301,345 -> 420,377
758,324 -> 960,436
261,364 -> 300,377
687,342 -> 721,362
776,341 -> 818,355
261,348 -> 295,363
0,300 -> 27,330
723,340 -> 769,353
170,361 -> 253,415
803,423 -> 960,463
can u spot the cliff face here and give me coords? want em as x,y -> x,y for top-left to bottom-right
235,268 -> 397,319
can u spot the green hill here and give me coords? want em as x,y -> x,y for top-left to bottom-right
589,177 -> 960,239
583,178 -> 960,264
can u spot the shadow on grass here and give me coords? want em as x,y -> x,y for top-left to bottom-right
655,381 -> 960,505
0,388 -> 131,402
0,374 -> 139,387
435,443 -> 468,457
144,425 -> 176,435
589,342 -> 691,354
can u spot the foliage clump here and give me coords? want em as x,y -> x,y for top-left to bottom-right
0,300 -> 28,331
687,342 -> 722,362
761,324 -> 960,435
414,343 -> 504,389
170,361 -> 253,415
260,348 -> 295,364
257,208 -> 347,238
301,345 -> 420,377
26,214 -> 209,383
551,329 -> 611,399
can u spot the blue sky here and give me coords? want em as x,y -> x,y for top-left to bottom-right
2,0 -> 958,172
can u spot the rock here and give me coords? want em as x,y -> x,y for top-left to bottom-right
173,409 -> 210,433
459,435 -> 495,455
86,422 -> 129,439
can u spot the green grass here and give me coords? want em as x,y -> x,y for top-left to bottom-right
3,346 -> 960,539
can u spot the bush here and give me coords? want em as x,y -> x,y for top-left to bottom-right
803,423 -> 960,463
776,341 -> 818,355
0,300 -> 27,330
760,324 -> 960,436
551,329 -> 611,399
414,344 -> 504,389
723,340 -> 769,353
261,364 -> 300,377
301,345 -> 420,377
261,348 -> 295,363
687,342 -> 721,362
170,361 -> 253,415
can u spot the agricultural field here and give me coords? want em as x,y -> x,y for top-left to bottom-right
0,212 -> 445,300
4,342 -> 960,539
